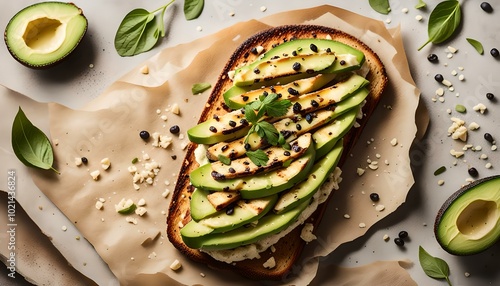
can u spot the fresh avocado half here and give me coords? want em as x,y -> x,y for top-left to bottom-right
4,2 -> 88,68
434,175 -> 500,255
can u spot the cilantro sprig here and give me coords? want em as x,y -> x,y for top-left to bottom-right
243,94 -> 291,166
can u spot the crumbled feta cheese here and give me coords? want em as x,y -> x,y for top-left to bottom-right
451,126 -> 468,141
170,259 -> 182,271
485,163 -> 492,169
263,257 -> 276,269
402,8 -> 409,13
126,217 -> 138,225
438,180 -> 445,186
492,145 -> 498,151
260,6 -> 267,12
442,79 -> 453,87
458,74 -> 465,81
90,170 -> 100,180
343,214 -> 351,219
74,157 -> 83,166
473,103 -> 487,114
61,225 -> 67,231
100,158 -> 111,170
436,88 -> 444,96
448,46 -> 458,53
300,223 -> 317,243
171,103 -> 180,115
383,234 -> 390,241
468,122 -> 480,130
196,26 -> 202,32
137,198 -> 146,206
162,189 -> 170,198
140,65 -> 149,75
95,201 -> 104,210
375,204 -> 385,212
359,223 -> 366,228
135,207 -> 147,216
450,149 -> 465,158
415,15 -> 423,21
390,138 -> 398,146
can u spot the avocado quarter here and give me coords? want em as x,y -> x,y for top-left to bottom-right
4,2 -> 88,68
435,175 -> 500,255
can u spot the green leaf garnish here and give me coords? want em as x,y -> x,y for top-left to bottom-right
184,0 -> 204,20
433,166 -> 446,176
118,203 -> 137,214
246,149 -> 269,167
192,82 -> 212,94
466,38 -> 484,55
415,0 -> 427,9
132,157 -> 139,164
418,0 -> 461,51
255,121 -> 280,146
11,107 -> 58,174
218,154 -> 231,165
369,0 -> 391,15
455,104 -> 466,113
419,246 -> 453,286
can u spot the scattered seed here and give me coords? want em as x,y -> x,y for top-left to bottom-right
434,74 -> 444,83
398,231 -> 409,239
81,157 -> 88,164
139,130 -> 150,140
491,48 -> 499,58
394,237 -> 405,246
370,193 -> 380,202
484,133 -> 494,143
434,166 -> 447,176
486,93 -> 495,100
481,2 -> 493,13
455,104 -> 466,113
468,167 -> 479,177
169,125 -> 180,134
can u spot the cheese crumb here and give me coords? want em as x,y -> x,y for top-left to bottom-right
450,149 -> 465,158
343,214 -> 351,219
390,138 -> 398,146
90,170 -> 100,180
468,122 -> 480,130
126,217 -> 138,225
171,103 -> 180,115
95,201 -> 104,210
359,223 -> 366,228
170,259 -> 182,271
135,207 -> 147,216
260,6 -> 267,12
375,204 -> 385,212
263,257 -> 276,269
473,103 -> 487,114
61,225 -> 67,231
100,158 -> 111,170
300,223 -> 317,243
438,179 -> 445,186
383,234 -> 390,241
74,157 -> 83,166
140,65 -> 149,75
356,168 -> 365,176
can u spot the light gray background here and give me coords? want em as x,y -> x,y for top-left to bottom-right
1,1 -> 500,285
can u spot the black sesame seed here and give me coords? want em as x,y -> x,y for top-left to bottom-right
292,145 -> 302,152
139,130 -> 150,140
481,2 -> 493,13
226,206 -> 234,215
310,100 -> 319,108
228,167 -> 236,173
169,125 -> 180,134
486,93 -> 495,100
491,48 -> 499,58
427,53 -> 439,63
394,237 -> 405,246
305,113 -> 313,124
81,157 -> 88,164
244,143 -> 251,150
468,167 -> 479,177
369,193 -> 380,202
242,96 -> 249,102
310,43 -> 318,52
221,145 -> 229,151
398,231 -> 409,239
292,102 -> 302,113
292,62 -> 301,71
240,119 -> 248,125
284,151 -> 291,156
434,74 -> 444,83
171,155 -> 177,160
288,87 -> 299,96
296,123 -> 302,131
213,114 -> 219,121
339,60 -> 346,66
326,48 -> 332,53
263,91 -> 269,96
228,120 -> 236,127
250,47 -> 258,55
484,133 -> 494,143
209,126 -> 217,133
292,50 -> 298,56
253,68 -> 260,74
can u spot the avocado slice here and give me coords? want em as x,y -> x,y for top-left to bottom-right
210,133 -> 311,180
233,52 -> 337,86
224,73 -> 337,110
233,38 -> 365,85
274,139 -> 343,214
313,105 -> 360,158
4,2 -> 87,68
187,109 -> 250,145
434,175 -> 500,255
190,146 -> 315,199
182,198 -> 310,250
190,188 -> 219,221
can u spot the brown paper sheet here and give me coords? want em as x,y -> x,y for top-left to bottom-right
6,5 -> 424,286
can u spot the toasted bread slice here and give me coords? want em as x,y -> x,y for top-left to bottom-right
167,24 -> 388,280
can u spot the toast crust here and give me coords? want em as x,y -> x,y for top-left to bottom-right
167,24 -> 388,280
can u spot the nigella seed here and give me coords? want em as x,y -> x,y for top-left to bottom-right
228,167 -> 236,174
253,68 -> 260,74
263,91 -> 269,96
310,43 -> 318,52
305,113 -> 313,123
221,145 -> 229,151
292,145 -> 302,152
326,48 -> 331,53
242,96 -> 249,102
427,53 -> 439,63
244,143 -> 251,150
209,126 -> 217,133
398,231 -> 409,239
139,130 -> 150,140
288,87 -> 299,96
490,48 -> 499,58
292,50 -> 298,56
81,157 -> 88,164
284,151 -> 291,156
339,60 -> 346,65
228,120 -> 236,127
213,114 -> 219,121
226,206 -> 234,215
486,93 -> 495,100
481,2 -> 493,13
240,119 -> 249,125
292,62 -> 301,71
169,125 -> 180,134
434,74 -> 444,83
292,102 -> 302,113
250,47 -> 258,54
171,155 -> 177,160
468,167 -> 479,177
484,133 -> 494,143
369,193 -> 380,202
296,124 -> 302,131
394,237 -> 405,246
310,100 -> 319,108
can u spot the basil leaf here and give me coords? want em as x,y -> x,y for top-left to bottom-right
419,0 -> 461,51
369,0 -> 391,15
466,38 -> 484,55
192,82 -> 212,94
114,9 -> 158,56
11,107 -> 58,173
415,0 -> 427,9
184,0 -> 204,20
246,149 -> 269,167
419,246 -> 453,285
218,154 -> 231,165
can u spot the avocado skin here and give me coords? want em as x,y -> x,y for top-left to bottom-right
434,175 -> 500,255
4,2 -> 88,69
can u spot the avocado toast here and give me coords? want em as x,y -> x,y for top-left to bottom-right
167,24 -> 388,280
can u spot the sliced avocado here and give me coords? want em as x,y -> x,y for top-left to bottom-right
190,146 -> 315,199
187,109 -> 250,145
233,38 -> 365,85
4,2 -> 87,68
224,73 -> 337,110
313,105 -> 360,158
233,53 -> 337,86
190,188 -> 218,221
274,139 -> 343,214
183,199 -> 310,250
434,175 -> 500,255
210,133 -> 311,180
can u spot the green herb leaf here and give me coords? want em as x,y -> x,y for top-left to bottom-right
264,99 -> 292,118
369,0 -> 391,15
466,38 -> 484,55
244,105 -> 259,124
415,0 -> 427,9
256,121 -> 280,146
118,203 -> 137,214
184,0 -> 204,20
132,157 -> 139,164
419,246 -> 453,286
418,0 -> 461,51
11,107 -> 58,173
218,154 -> 231,165
434,166 -> 446,176
246,149 -> 269,167
455,104 -> 466,113
114,0 -> 175,57
192,82 -> 212,94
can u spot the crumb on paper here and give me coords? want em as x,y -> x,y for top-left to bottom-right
140,65 -> 149,75
438,179 -> 445,186
356,168 -> 365,176
61,225 -> 67,231
90,170 -> 100,180
101,157 -> 111,170
260,6 -> 267,12
300,223 -> 317,243
390,138 -> 398,146
74,157 -> 82,166
375,204 -> 385,212
359,222 -> 366,228
473,103 -> 487,114
263,257 -> 276,269
383,234 -> 390,241
170,259 -> 182,271
95,200 -> 104,210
